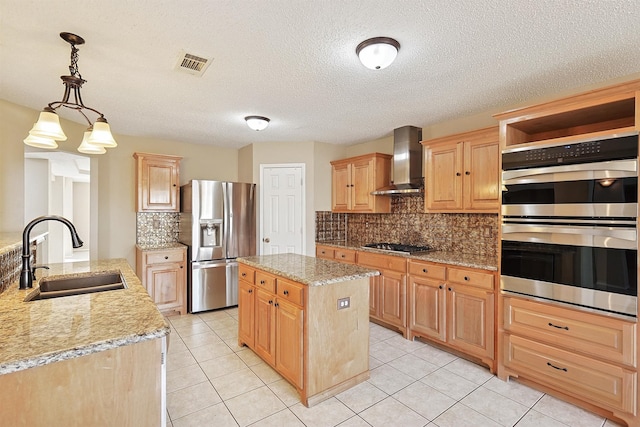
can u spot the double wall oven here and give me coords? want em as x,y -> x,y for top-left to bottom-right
500,133 -> 638,318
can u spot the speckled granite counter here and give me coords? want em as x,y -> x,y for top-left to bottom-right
0,232 -> 48,256
238,253 -> 379,286
0,258 -> 169,375
135,242 -> 186,251
317,241 -> 498,271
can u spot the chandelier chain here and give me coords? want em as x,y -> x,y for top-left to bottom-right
68,44 -> 82,80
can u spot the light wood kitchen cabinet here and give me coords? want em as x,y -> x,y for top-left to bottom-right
330,153 -> 392,213
501,296 -> 637,419
134,152 -> 182,212
238,259 -> 370,407
316,244 -> 356,264
422,127 -> 499,213
357,251 -> 408,337
408,259 -> 496,371
136,246 -> 187,315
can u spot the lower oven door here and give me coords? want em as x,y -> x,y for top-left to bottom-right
501,224 -> 637,317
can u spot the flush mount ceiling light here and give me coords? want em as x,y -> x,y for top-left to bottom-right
245,115 -> 270,131
24,32 -> 116,154
356,37 -> 400,70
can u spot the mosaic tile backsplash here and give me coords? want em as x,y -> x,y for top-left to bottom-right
136,212 -> 180,246
316,195 -> 498,259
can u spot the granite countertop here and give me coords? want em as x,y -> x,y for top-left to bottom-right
0,231 -> 48,256
238,253 -> 379,286
135,242 -> 187,251
317,241 -> 498,271
0,259 -> 169,375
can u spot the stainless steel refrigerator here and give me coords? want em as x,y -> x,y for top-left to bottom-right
179,180 -> 256,313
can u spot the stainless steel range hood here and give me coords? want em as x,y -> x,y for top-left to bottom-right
371,126 -> 423,195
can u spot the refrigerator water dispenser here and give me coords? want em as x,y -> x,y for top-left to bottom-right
200,221 -> 221,247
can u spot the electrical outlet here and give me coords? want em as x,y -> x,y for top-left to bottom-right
337,297 -> 350,310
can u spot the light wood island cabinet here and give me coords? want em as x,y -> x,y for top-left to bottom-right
330,153 -> 392,213
238,254 -> 376,407
422,127 -> 499,213
136,245 -> 187,315
134,152 -> 182,212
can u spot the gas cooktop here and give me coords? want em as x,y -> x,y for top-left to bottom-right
362,242 -> 432,254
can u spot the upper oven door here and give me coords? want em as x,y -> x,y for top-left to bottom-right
502,159 -> 638,218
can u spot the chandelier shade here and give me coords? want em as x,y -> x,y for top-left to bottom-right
23,134 -> 59,149
24,32 -> 116,155
77,130 -> 106,154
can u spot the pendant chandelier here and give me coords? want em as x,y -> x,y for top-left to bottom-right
24,32 -> 116,154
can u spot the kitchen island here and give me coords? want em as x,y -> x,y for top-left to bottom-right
0,258 -> 169,427
237,253 -> 379,407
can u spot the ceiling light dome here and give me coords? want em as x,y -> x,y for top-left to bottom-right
356,37 -> 400,70
245,116 -> 270,131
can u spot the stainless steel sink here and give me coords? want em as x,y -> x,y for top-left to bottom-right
26,271 -> 126,301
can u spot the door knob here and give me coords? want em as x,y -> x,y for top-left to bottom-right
263,237 -> 270,243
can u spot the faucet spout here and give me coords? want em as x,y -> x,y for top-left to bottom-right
20,215 -> 84,290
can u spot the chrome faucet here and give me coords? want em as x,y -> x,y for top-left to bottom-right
20,215 -> 84,290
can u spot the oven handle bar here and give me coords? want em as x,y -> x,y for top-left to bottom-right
502,159 -> 637,184
501,224 -> 637,249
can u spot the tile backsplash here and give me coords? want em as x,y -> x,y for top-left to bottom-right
316,195 -> 498,259
136,212 -> 180,246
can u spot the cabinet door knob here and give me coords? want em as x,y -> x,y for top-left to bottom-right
269,300 -> 273,305
248,289 -> 253,294
439,285 -> 443,289
465,171 -> 470,175
340,254 -> 345,258
422,268 -> 428,273
274,302 -> 279,308
242,272 -> 246,277
456,172 -> 461,176
173,184 -> 177,187
464,276 -> 470,281
448,287 -> 452,291
180,266 -> 183,269
283,289 -> 289,296
260,280 -> 265,285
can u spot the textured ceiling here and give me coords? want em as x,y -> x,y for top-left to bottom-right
2,1 -> 640,149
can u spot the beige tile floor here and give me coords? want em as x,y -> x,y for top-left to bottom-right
165,308 -> 625,427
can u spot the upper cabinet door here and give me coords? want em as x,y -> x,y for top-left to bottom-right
463,138 -> 500,211
330,153 -> 392,213
331,161 -> 351,212
134,152 -> 182,212
425,141 -> 463,211
350,157 -> 375,211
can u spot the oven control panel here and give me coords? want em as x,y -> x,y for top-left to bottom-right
502,134 -> 638,170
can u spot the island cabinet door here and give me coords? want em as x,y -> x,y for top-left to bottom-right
409,276 -> 446,342
275,298 -> 304,389
255,289 -> 276,365
238,281 -> 256,348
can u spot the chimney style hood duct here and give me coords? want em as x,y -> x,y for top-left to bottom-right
371,126 -> 423,195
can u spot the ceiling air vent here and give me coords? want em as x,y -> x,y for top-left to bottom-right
175,50 -> 212,76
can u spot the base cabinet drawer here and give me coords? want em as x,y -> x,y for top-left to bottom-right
504,334 -> 637,414
503,297 -> 636,367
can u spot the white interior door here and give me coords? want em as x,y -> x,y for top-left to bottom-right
260,164 -> 304,255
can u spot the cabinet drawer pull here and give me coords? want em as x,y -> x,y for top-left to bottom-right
464,276 -> 470,281
260,280 -> 266,285
283,289 -> 289,296
422,268 -> 428,273
548,322 -> 569,330
242,272 -> 247,277
546,362 -> 567,372
164,256 -> 169,260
